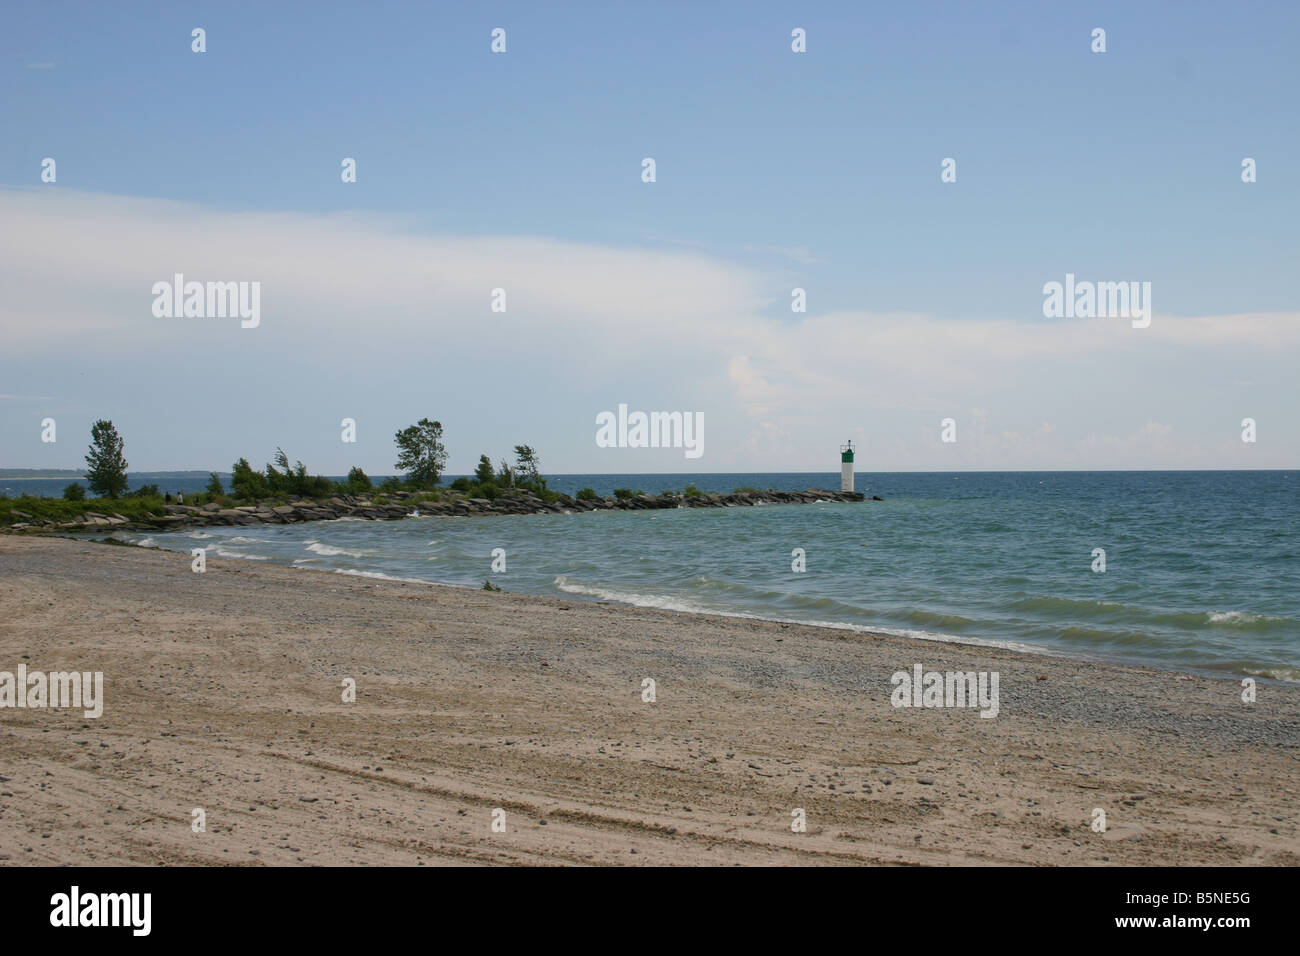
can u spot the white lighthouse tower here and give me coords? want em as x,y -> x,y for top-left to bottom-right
840,440 -> 855,492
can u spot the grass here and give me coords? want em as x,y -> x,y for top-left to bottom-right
0,494 -> 166,527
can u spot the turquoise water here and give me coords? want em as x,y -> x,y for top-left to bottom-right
106,471 -> 1298,682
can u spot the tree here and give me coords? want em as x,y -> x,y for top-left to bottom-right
474,455 -> 495,485
63,483 -> 85,501
345,466 -> 372,494
394,419 -> 448,487
265,448 -> 291,495
495,458 -> 514,486
513,445 -> 541,486
84,420 -> 129,498
206,473 -> 225,497
231,458 -> 269,499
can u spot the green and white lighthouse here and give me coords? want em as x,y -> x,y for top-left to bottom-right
840,440 -> 855,492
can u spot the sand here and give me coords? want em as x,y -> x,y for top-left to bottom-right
0,534 -> 1296,866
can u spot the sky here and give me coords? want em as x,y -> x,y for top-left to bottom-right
1,0 -> 1297,475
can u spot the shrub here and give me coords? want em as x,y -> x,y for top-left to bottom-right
576,488 -> 599,501
612,488 -> 644,500
63,483 -> 86,501
206,473 -> 225,497
129,483 -> 161,498
231,458 -> 270,500
683,484 -> 704,498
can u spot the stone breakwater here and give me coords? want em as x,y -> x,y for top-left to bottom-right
8,488 -> 880,533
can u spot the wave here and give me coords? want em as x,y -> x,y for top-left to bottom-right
1007,595 -> 1295,632
330,567 -> 467,588
1206,610 -> 1287,626
209,545 -> 269,560
1241,664 -> 1300,683
553,575 -> 703,613
551,576 -> 1042,654
304,540 -> 367,559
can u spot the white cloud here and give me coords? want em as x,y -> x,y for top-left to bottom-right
2,188 -> 1296,470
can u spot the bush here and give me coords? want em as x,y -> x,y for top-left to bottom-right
613,488 -> 643,500
231,458 -> 270,500
206,473 -> 225,497
129,483 -> 161,498
379,476 -> 404,493
450,477 -> 472,492
345,466 -> 372,494
683,484 -> 704,498
63,483 -> 85,501
576,488 -> 599,501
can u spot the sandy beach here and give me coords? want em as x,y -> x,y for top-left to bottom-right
0,534 -> 1296,866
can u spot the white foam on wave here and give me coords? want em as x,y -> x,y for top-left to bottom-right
551,576 -> 1044,655
210,545 -> 269,560
304,540 -> 366,559
1242,664 -> 1300,683
553,575 -> 701,613
1207,610 -> 1285,625
331,567 -> 469,588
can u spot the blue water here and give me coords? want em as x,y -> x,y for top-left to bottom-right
54,470 -> 1300,682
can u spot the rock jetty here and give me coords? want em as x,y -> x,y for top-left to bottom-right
7,488 -> 880,533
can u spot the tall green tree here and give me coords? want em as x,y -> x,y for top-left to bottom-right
513,445 -> 541,486
394,418 -> 448,488
84,419 -> 129,498
474,454 -> 495,485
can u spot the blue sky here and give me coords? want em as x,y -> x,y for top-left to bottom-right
2,1 -> 1297,474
